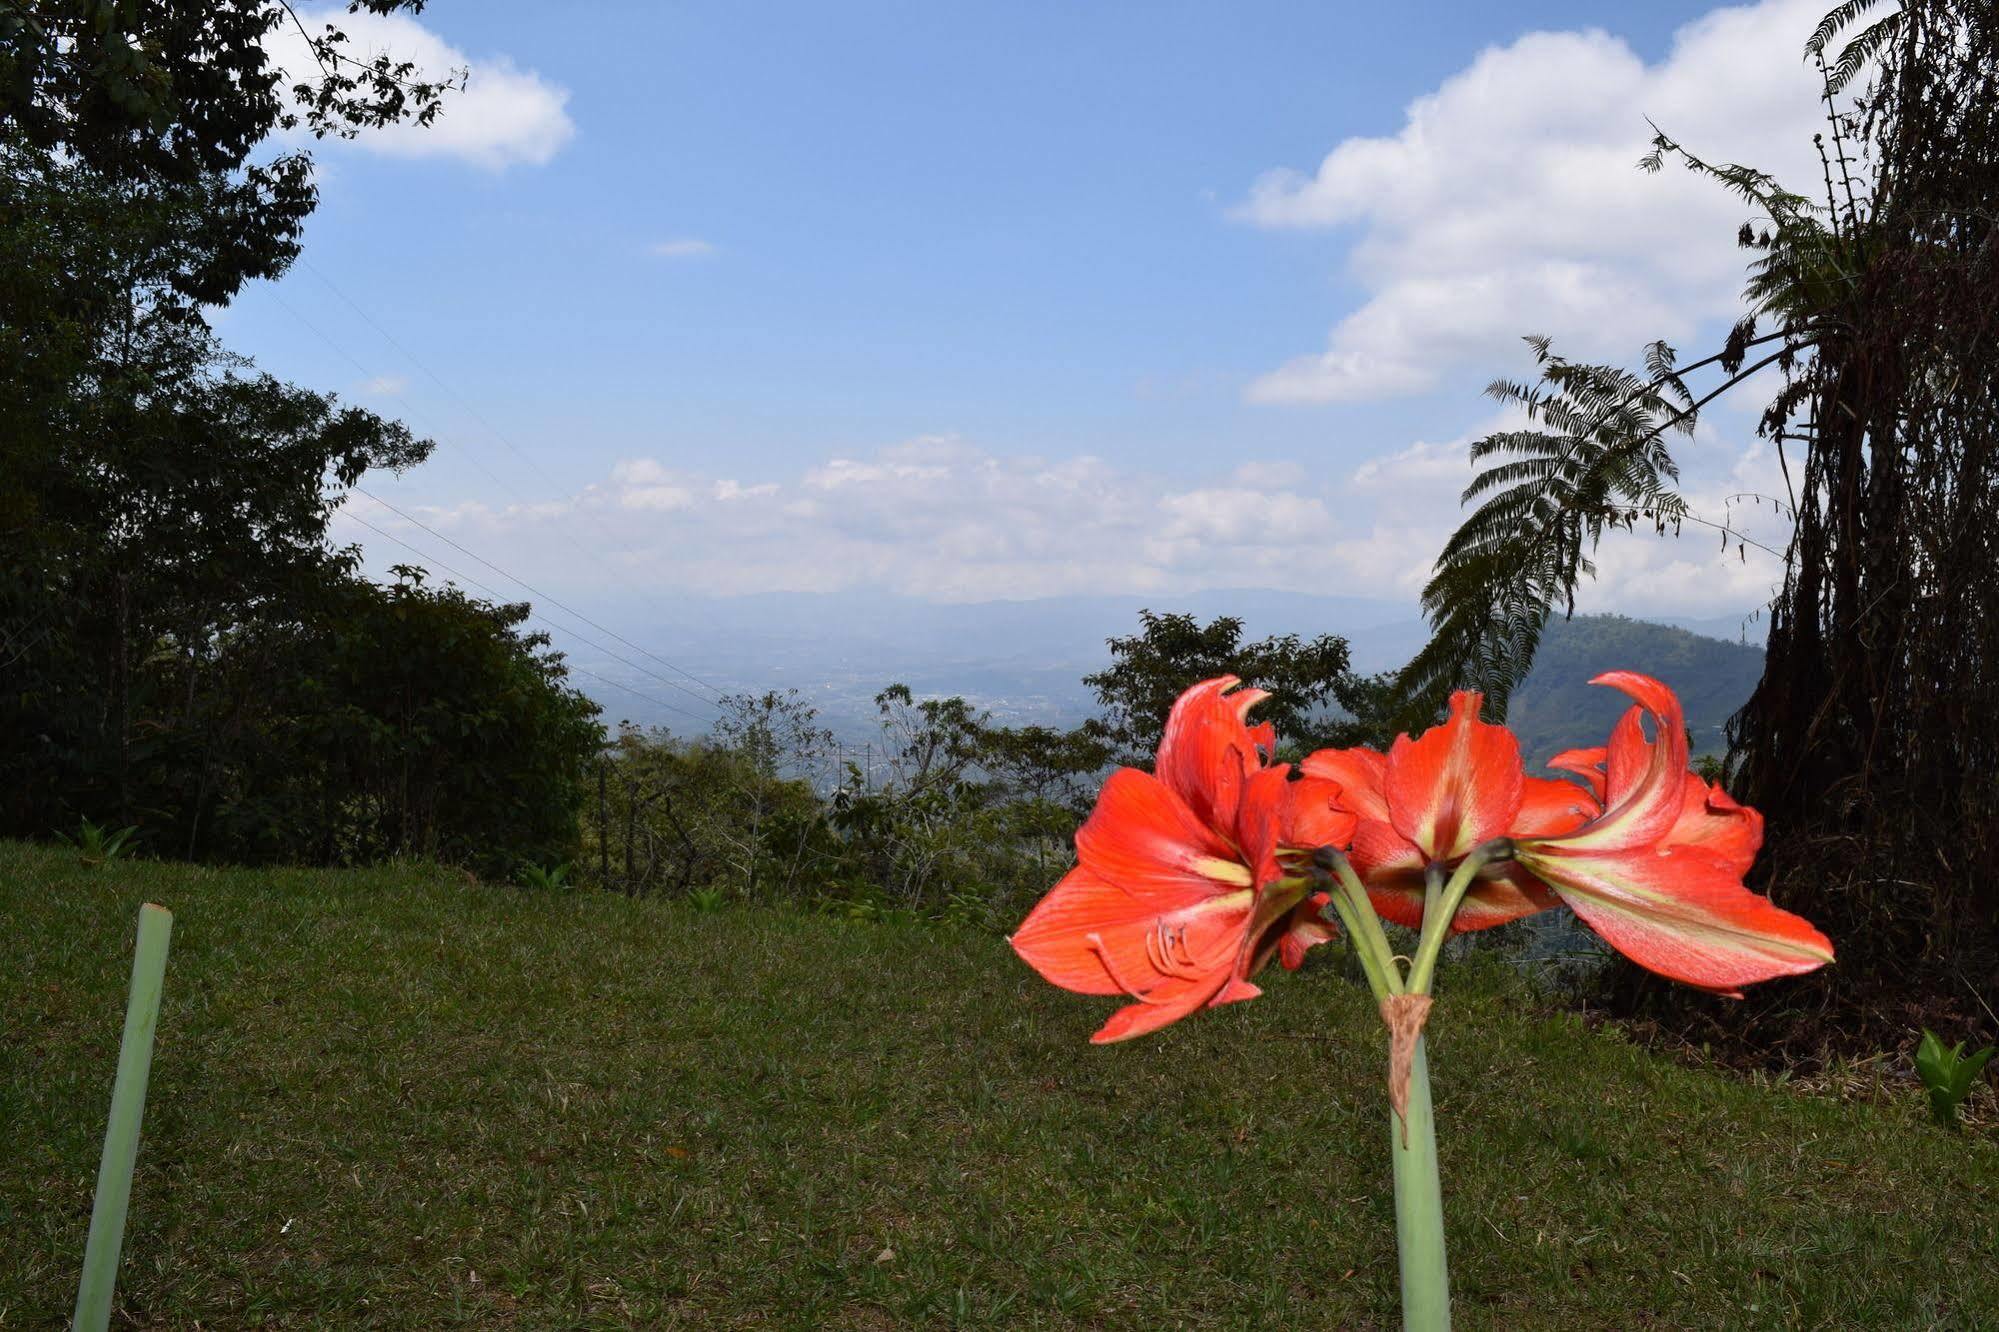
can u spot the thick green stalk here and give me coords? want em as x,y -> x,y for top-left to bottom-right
73,903 -> 173,1332
1390,1034 -> 1449,1332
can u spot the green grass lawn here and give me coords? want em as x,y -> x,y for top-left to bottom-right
4,841 -> 1995,1330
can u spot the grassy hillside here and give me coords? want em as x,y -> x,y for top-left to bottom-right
4,842 -> 1993,1330
1509,614 -> 1765,762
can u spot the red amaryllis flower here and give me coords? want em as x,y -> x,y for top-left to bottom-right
1512,671 -> 1831,995
1300,692 -> 1597,932
1010,677 -> 1358,1043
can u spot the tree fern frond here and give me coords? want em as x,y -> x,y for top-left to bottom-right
1805,0 -> 1886,59
1825,6 -> 1906,92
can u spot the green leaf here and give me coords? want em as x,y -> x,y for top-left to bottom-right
1915,1029 -> 1948,1086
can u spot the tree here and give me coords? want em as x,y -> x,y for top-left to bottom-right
0,0 -> 455,304
1084,610 -> 1360,761
1407,0 -> 1999,1038
712,689 -> 834,784
292,570 -> 603,876
0,129 -> 431,844
0,4 -> 603,881
872,683 -> 987,795
976,722 -> 1114,817
709,689 -> 834,898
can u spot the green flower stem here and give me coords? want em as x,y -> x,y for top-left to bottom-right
1317,850 -> 1405,995
1405,840 -> 1511,996
1390,1033 -> 1450,1332
1309,847 -> 1454,1327
1324,889 -> 1392,1005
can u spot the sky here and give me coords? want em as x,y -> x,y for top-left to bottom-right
227,0 -> 1844,646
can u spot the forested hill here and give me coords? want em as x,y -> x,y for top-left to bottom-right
1507,614 -> 1764,763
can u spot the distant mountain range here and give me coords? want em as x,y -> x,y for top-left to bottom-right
1504,614 -> 1764,762
575,589 -> 1766,760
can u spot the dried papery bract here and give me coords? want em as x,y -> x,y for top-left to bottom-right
1381,993 -> 1433,1147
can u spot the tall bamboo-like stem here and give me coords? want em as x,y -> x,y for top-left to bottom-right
73,903 -> 173,1332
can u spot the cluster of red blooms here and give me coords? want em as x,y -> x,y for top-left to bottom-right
1010,672 -> 1834,1044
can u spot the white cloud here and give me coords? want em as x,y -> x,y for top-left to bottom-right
359,374 -> 408,396
1320,409 -> 1794,609
269,8 -> 574,169
1235,0 -> 1835,403
608,458 -> 695,511
347,427 -> 1788,619
649,238 -> 717,259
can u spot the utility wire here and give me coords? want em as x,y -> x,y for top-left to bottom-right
266,280 -> 728,700
338,508 -> 715,724
302,256 -> 575,495
267,287 -> 536,506
349,488 -> 724,710
294,258 -> 730,696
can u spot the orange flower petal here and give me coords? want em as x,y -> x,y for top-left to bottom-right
1668,774 -> 1763,874
1074,768 -> 1250,902
1281,775 -> 1361,854
1011,864 -> 1256,1003
1346,819 -> 1428,929
1516,774 -> 1599,836
1091,984 -> 1221,1043
1155,675 -> 1267,838
1547,746 -> 1608,804
1604,707 -> 1650,801
1384,690 -> 1525,861
1235,769 -> 1359,890
1354,843 -> 1557,934
1517,842 -> 1833,995
1451,868 -> 1559,933
1277,893 -> 1338,971
1301,746 -> 1391,822
1543,673 -> 1689,853
1010,866 -> 1152,995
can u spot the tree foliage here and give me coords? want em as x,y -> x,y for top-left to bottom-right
0,12 -> 595,877
1725,0 -> 1999,996
1402,338 -> 1699,717
587,690 -> 1113,929
1085,610 -> 1364,760
1409,0 -> 1999,1036
0,0 -> 453,302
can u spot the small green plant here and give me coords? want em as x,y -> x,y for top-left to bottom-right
57,819 -> 139,869
688,886 -> 727,913
515,861 -> 572,892
1916,1029 -> 1994,1129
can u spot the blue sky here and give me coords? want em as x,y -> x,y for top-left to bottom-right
231,0 -> 1837,632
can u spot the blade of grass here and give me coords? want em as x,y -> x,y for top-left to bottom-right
71,902 -> 173,1332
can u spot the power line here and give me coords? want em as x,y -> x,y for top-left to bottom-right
346,489 -> 725,711
266,286 -> 538,507
337,508 -> 715,725
338,507 -> 709,721
266,279 -> 729,701
294,259 -> 732,693
302,256 -> 574,495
